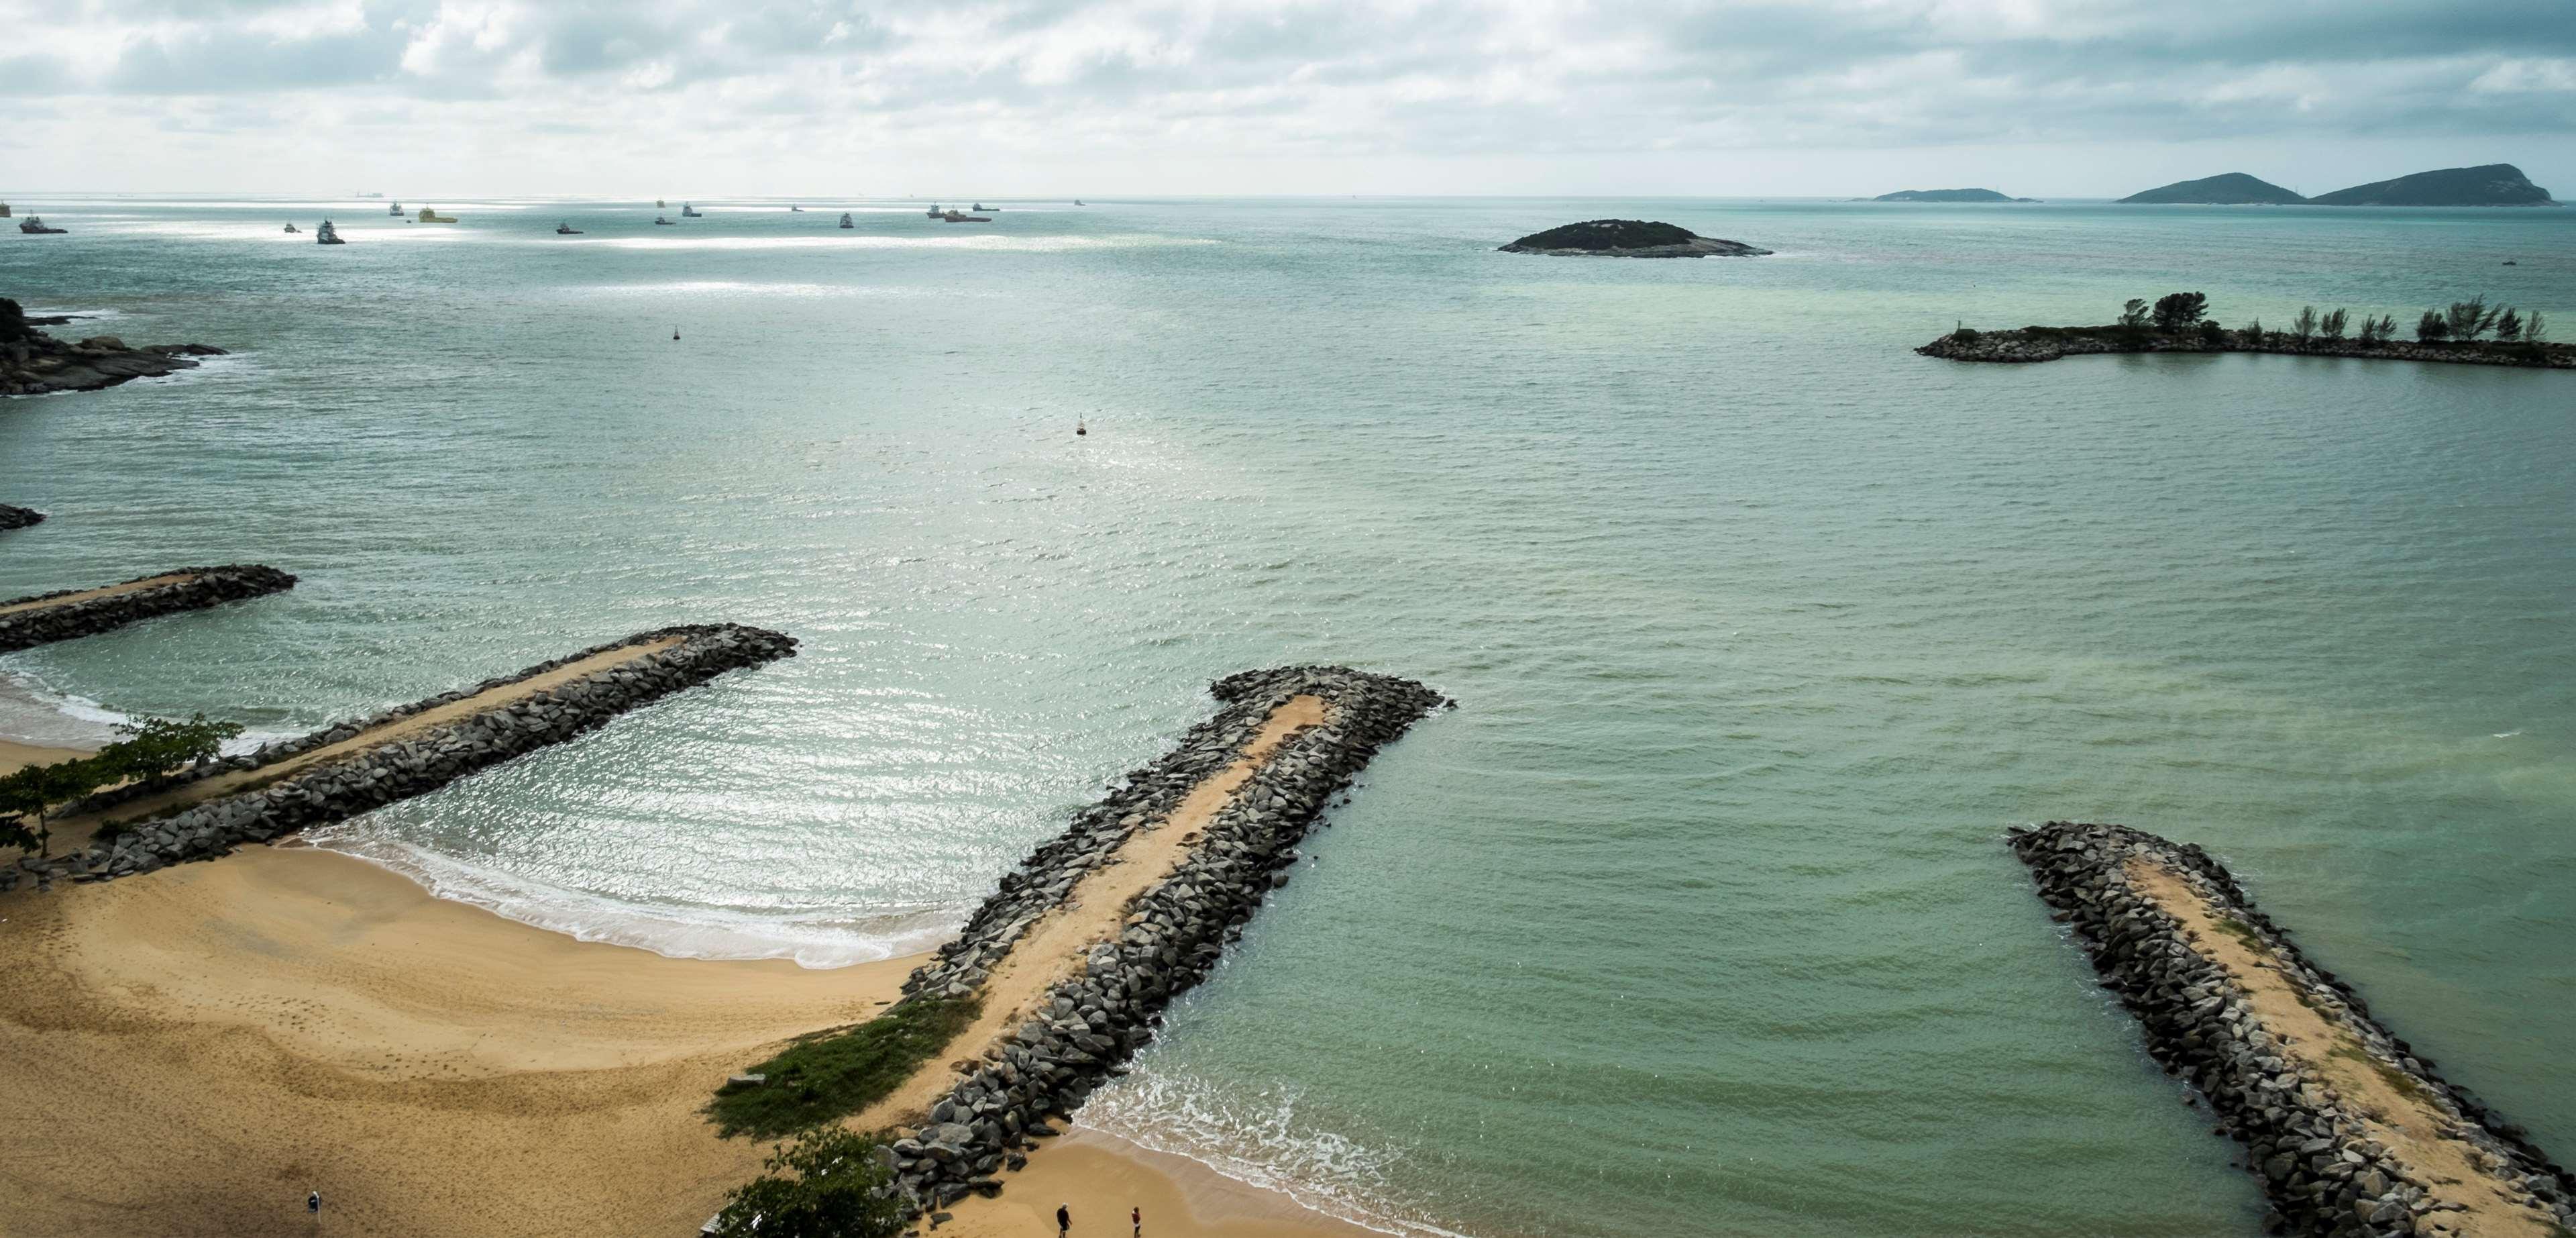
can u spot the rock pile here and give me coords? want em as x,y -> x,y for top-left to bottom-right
881,666 -> 1447,1215
2010,821 -> 2575,1237
0,565 -> 296,654
1,297 -> 227,396
1497,219 -> 1772,258
1,624 -> 796,893
1919,329 -> 2575,369
0,505 -> 43,531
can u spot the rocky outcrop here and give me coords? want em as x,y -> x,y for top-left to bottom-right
1918,329 -> 2575,369
0,505 -> 42,531
2119,173 -> 2307,205
2309,164 -> 2554,207
881,666 -> 1447,1214
1,624 -> 796,892
0,565 -> 297,654
1498,219 -> 1771,257
2010,822 -> 2576,1238
0,297 -> 226,397
1872,188 -> 2036,202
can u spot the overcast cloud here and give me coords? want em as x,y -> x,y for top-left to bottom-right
1,0 -> 2570,196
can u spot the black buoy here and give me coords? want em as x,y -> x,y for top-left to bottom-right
1076,419 -> 1087,436
672,325 -> 680,341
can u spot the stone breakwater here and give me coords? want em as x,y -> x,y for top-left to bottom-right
881,665 -> 1447,1215
0,565 -> 296,654
0,505 -> 42,531
1,623 -> 796,894
2010,821 -> 2575,1237
1919,330 -> 2575,369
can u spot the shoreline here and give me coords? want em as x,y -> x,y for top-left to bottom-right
1918,327 -> 2575,369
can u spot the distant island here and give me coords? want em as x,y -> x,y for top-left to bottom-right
0,298 -> 226,397
2118,172 -> 2306,205
1919,292 -> 2569,370
1497,219 -> 1772,258
2309,163 -> 2553,207
2113,163 -> 2555,206
1869,188 -> 2036,203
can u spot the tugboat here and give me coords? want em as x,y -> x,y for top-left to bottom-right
388,201 -> 402,215
555,221 -> 583,234
657,199 -> 667,208
315,219 -> 345,245
18,215 -> 66,234
284,222 -> 300,234
654,214 -> 676,225
926,204 -> 944,217
838,212 -> 854,229
942,211 -> 991,223
680,202 -> 702,217
417,206 -> 457,223
790,205 -> 803,212
972,203 -> 999,212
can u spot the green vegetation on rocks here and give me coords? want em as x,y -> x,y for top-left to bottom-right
708,996 -> 982,1140
2118,173 -> 2307,205
1497,219 -> 1772,257
707,1126 -> 907,1238
2308,163 -> 2553,207
1871,188 -> 2033,202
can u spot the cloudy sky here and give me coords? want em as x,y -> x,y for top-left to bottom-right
3,0 -> 2571,197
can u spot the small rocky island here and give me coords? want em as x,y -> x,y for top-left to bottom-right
1870,188 -> 2036,202
0,504 -> 44,531
2308,162 -> 2553,207
1921,293 -> 2571,370
1,297 -> 226,396
1497,219 -> 1772,258
2118,172 -> 2306,205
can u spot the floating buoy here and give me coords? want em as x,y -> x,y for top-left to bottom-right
672,325 -> 680,341
1076,419 -> 1087,436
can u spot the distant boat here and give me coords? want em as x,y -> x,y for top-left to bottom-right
0,202 -> 13,218
1073,199 -> 1085,206
838,212 -> 854,228
943,211 -> 991,223
388,201 -> 402,215
672,325 -> 680,341
1076,419 -> 1087,437
654,215 -> 676,225
657,199 -> 667,208
926,205 -> 944,217
283,222 -> 300,234
315,219 -> 344,245
356,191 -> 383,199
972,203 -> 999,211
680,202 -> 702,217
417,207 -> 457,223
555,221 -> 583,234
790,205 -> 803,212
17,215 -> 65,235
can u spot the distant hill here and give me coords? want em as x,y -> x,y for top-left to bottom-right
1870,188 -> 2036,203
2118,173 -> 2306,205
2308,164 -> 2554,207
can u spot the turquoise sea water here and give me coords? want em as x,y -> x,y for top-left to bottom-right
2,195 -> 2571,1237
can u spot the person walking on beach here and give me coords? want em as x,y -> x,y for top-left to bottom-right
1131,1205 -> 1142,1237
1057,1204 -> 1070,1237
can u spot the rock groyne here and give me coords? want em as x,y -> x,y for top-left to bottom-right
0,565 -> 297,654
1920,329 -> 2574,369
880,665 -> 1447,1215
2,624 -> 796,892
2010,821 -> 2576,1238
0,505 -> 43,531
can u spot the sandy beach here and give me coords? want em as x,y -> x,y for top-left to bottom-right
0,705 -> 1385,1238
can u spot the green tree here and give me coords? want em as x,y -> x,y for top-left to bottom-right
2151,292 -> 2208,333
0,758 -> 112,858
2118,299 -> 2151,329
2318,309 -> 2349,342
2292,306 -> 2318,342
99,713 -> 241,784
708,1127 -> 906,1238
2236,317 -> 2265,346
2526,310 -> 2548,344
2445,295 -> 2499,341
2416,310 -> 2449,342
2494,308 -> 2524,342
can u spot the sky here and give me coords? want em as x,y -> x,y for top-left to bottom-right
1,0 -> 2572,198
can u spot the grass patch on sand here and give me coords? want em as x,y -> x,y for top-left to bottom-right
709,995 -> 981,1140
2328,1043 -> 2434,1106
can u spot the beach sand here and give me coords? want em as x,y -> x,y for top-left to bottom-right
0,738 -> 89,776
936,1130 -> 1385,1238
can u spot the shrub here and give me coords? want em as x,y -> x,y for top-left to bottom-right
2237,317 -> 2265,346
709,1127 -> 906,1238
1951,327 -> 1982,344
2196,319 -> 2225,345
708,996 -> 981,1139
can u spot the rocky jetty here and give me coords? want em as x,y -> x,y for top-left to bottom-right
0,297 -> 227,397
0,565 -> 297,654
879,666 -> 1446,1215
2309,164 -> 2554,207
0,505 -> 43,531
1,624 -> 796,892
1919,328 -> 2574,370
2119,173 -> 2308,205
2010,822 -> 2575,1238
1497,219 -> 1772,258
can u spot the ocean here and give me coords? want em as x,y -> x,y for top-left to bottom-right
2,194 -> 2570,1236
